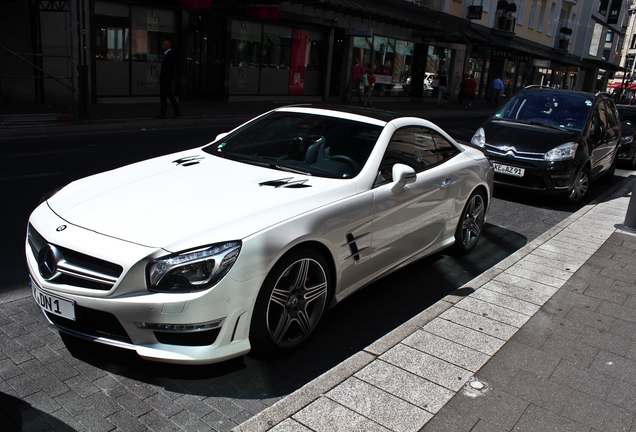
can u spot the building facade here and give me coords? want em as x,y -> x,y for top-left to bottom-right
0,0 -> 627,108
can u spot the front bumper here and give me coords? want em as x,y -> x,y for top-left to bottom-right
487,152 -> 578,194
26,205 -> 262,365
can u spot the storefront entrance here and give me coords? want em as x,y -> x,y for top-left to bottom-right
186,12 -> 225,100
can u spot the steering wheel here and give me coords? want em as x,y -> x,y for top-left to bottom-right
330,155 -> 361,172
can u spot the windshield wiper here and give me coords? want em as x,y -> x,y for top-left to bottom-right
234,155 -> 312,176
496,119 -> 569,132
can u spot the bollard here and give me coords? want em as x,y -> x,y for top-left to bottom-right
621,180 -> 636,232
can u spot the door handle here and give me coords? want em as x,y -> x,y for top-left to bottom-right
440,178 -> 452,188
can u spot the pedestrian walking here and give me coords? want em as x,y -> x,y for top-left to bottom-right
156,39 -> 181,119
491,77 -> 504,107
363,63 -> 375,107
346,57 -> 364,104
437,70 -> 448,107
458,73 -> 468,104
464,74 -> 477,110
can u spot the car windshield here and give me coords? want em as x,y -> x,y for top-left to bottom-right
203,111 -> 383,179
493,91 -> 593,131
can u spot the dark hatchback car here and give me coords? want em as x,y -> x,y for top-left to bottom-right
471,87 -> 620,204
617,105 -> 636,168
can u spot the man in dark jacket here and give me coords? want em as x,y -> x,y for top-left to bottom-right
156,39 -> 181,119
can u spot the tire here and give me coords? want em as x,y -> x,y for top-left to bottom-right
566,166 -> 590,204
249,248 -> 330,357
452,189 -> 486,255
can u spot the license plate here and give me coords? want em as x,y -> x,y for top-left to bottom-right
31,279 -> 75,321
493,163 -> 525,177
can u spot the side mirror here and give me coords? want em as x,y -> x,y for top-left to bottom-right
391,163 -> 416,192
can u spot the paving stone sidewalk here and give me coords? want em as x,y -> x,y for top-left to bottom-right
235,179 -> 636,432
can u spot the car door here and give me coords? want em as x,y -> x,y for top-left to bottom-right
588,100 -> 619,177
369,126 -> 462,272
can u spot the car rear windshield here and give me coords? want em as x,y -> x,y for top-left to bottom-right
493,92 -> 593,131
203,111 -> 383,179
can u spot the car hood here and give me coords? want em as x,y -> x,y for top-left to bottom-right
484,120 -> 581,153
47,150 -> 357,250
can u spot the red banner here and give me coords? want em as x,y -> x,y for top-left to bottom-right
288,29 -> 307,95
246,6 -> 279,19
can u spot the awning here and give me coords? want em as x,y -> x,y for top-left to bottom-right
321,0 -> 443,33
608,83 -> 636,89
465,24 -> 591,70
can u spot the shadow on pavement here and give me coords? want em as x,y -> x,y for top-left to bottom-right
58,224 -> 526,401
1,392 -> 77,431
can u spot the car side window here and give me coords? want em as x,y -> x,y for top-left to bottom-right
431,131 -> 460,162
601,101 -> 618,128
375,127 -> 459,186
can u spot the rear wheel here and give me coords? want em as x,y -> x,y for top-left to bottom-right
567,166 -> 590,204
452,190 -> 486,255
249,249 -> 330,357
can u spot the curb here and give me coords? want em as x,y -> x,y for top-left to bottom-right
233,173 -> 635,432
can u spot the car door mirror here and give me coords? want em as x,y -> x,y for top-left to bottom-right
391,163 -> 416,192
597,124 -> 607,140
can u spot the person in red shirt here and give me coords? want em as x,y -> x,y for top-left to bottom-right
347,57 -> 364,104
464,74 -> 477,111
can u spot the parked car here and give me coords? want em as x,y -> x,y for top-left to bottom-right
27,106 -> 494,364
617,105 -> 636,168
471,87 -> 620,204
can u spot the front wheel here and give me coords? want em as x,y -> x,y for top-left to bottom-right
249,249 -> 330,357
452,190 -> 486,255
567,166 -> 590,205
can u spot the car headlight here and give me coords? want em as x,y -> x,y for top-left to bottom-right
148,241 -> 241,293
471,127 -> 486,148
545,142 -> 578,161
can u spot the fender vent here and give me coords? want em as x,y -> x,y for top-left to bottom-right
343,232 -> 370,261
259,178 -> 311,188
173,156 -> 205,166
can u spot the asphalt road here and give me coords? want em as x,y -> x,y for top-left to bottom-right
1,117 -> 629,428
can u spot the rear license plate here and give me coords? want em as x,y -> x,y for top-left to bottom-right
31,279 -> 75,321
493,163 -> 525,177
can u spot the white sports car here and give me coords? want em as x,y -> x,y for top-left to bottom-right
26,106 -> 494,364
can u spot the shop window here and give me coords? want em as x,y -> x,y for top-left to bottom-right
95,14 -> 130,96
95,27 -> 129,61
394,40 -> 413,86
305,32 -> 322,71
95,15 -> 129,61
231,39 -> 261,67
262,33 -> 291,69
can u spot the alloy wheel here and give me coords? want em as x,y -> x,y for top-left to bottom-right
265,257 -> 328,348
459,192 -> 485,251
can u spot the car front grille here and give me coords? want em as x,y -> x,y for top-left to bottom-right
484,144 -> 545,161
28,224 -> 123,291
